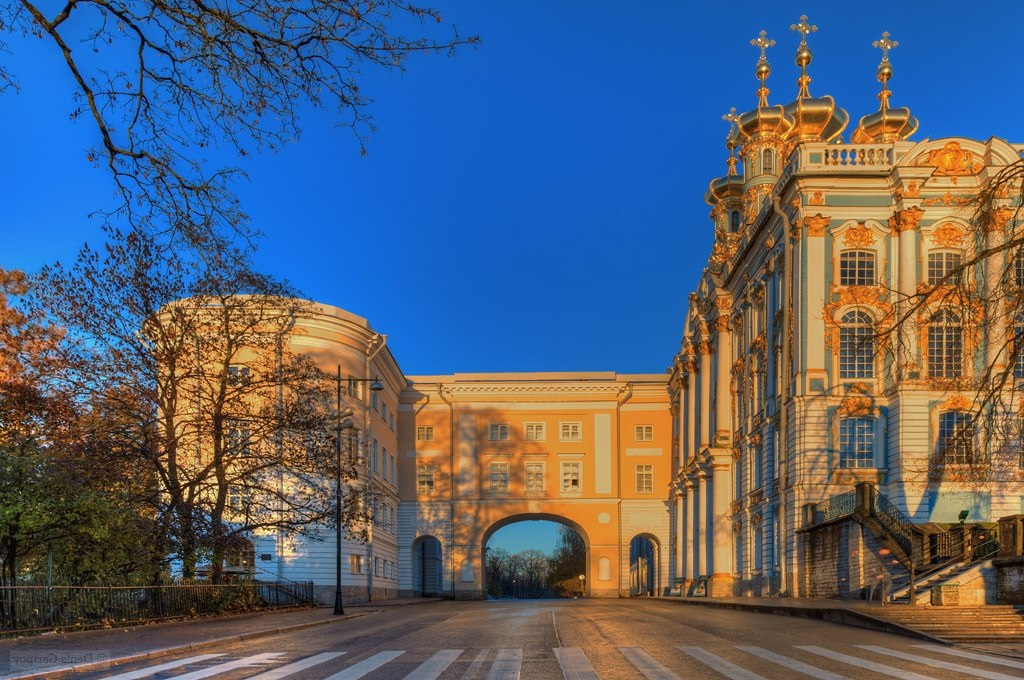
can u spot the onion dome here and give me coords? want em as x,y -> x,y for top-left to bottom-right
706,108 -> 744,206
851,32 -> 919,143
782,15 -> 849,143
735,30 -> 794,143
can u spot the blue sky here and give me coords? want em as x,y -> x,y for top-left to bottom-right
3,2 -> 1023,554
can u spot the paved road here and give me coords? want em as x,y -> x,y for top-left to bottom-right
15,600 -> 1024,679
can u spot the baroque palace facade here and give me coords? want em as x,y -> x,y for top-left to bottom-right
230,17 -> 1024,601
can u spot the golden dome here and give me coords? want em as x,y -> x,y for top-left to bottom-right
782,16 -> 849,143
735,30 -> 795,143
851,32 -> 918,143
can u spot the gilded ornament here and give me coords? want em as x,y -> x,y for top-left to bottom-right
930,222 -> 966,248
697,340 -> 713,356
942,394 -> 972,411
841,223 -> 876,248
990,207 -> 1016,231
889,206 -> 924,234
808,191 -> 825,206
805,213 -> 830,237
716,296 -> 732,311
837,394 -> 874,417
917,141 -> 983,178
750,433 -> 761,445
922,191 -> 972,207
903,181 -> 921,198
715,315 -> 731,332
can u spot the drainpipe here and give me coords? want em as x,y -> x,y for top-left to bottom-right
437,384 -> 455,598
772,195 -> 794,596
364,333 -> 387,601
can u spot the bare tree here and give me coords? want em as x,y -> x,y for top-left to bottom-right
1,0 -> 478,246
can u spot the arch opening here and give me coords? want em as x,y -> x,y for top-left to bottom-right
629,534 -> 659,596
482,514 -> 589,600
411,535 -> 443,598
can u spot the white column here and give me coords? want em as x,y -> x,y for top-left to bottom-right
698,339 -> 712,450
711,457 -> 734,592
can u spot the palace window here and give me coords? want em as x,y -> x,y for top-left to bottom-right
489,462 -> 510,494
382,446 -> 389,481
416,426 -> 434,442
525,422 -> 546,441
371,391 -> 379,411
635,464 -> 653,493
560,422 -> 582,441
839,250 -> 875,286
928,309 -> 963,378
761,148 -> 775,175
416,463 -> 435,495
635,425 -> 654,441
729,211 -> 741,232
927,251 -> 962,285
372,438 -> 379,473
1016,315 -> 1024,380
838,417 -> 875,468
488,423 -> 510,441
935,411 -> 975,466
226,364 -> 251,386
525,462 -> 545,494
560,461 -> 582,493
224,419 -> 251,457
839,310 -> 875,379
350,554 -> 364,574
1016,258 -> 1024,288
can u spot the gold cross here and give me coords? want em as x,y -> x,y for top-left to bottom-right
790,15 -> 817,45
722,107 -> 740,127
873,31 -> 898,62
750,30 -> 775,61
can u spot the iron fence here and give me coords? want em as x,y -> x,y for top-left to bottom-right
872,492 -> 914,558
814,490 -> 857,525
0,578 -> 314,636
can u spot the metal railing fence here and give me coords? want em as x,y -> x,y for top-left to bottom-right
0,578 -> 314,636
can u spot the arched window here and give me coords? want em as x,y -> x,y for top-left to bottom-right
839,417 -> 875,468
935,411 -> 974,466
761,148 -> 775,175
928,309 -> 963,378
927,251 -> 962,285
729,210 -> 741,232
839,310 -> 874,379
839,250 -> 876,286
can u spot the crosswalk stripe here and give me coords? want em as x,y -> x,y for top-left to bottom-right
857,645 -> 1023,680
485,648 -> 522,680
321,651 -> 403,680
737,646 -> 851,680
164,653 -> 283,680
912,644 -> 1024,670
245,652 -> 346,679
679,646 -> 765,680
460,649 -> 490,680
97,654 -> 226,680
405,650 -> 463,680
797,646 -> 936,680
553,647 -> 599,680
618,647 -> 679,680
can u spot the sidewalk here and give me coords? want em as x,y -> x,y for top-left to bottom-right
0,598 -> 439,679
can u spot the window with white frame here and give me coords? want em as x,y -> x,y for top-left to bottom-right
1016,314 -> 1024,381
489,462 -> 510,494
560,422 -> 582,441
390,454 -> 396,486
525,422 -> 546,441
761,148 -> 775,175
350,554 -> 363,574
371,391 -> 379,411
839,310 -> 875,379
381,402 -> 388,422
838,417 -> 875,468
635,464 -> 653,493
382,446 -> 389,481
416,463 -> 434,495
372,439 -> 379,473
560,461 -> 582,493
416,426 -> 434,442
928,251 -> 962,285
635,425 -> 654,441
839,250 -> 876,286
488,423 -> 510,441
1016,258 -> 1024,288
525,462 -> 545,494
935,411 -> 975,466
928,309 -> 963,378
226,364 -> 251,386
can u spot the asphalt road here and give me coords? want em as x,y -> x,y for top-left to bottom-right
65,599 -> 1024,679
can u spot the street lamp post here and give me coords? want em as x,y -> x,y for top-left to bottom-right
332,366 -> 383,616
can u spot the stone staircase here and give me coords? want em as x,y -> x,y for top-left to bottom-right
889,560 -> 982,605
864,605 -> 1024,642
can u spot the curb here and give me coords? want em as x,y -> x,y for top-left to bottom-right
5,611 -> 373,680
655,597 -> 951,645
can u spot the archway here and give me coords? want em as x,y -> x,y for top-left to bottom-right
629,534 -> 659,596
482,514 -> 589,599
411,535 -> 443,597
